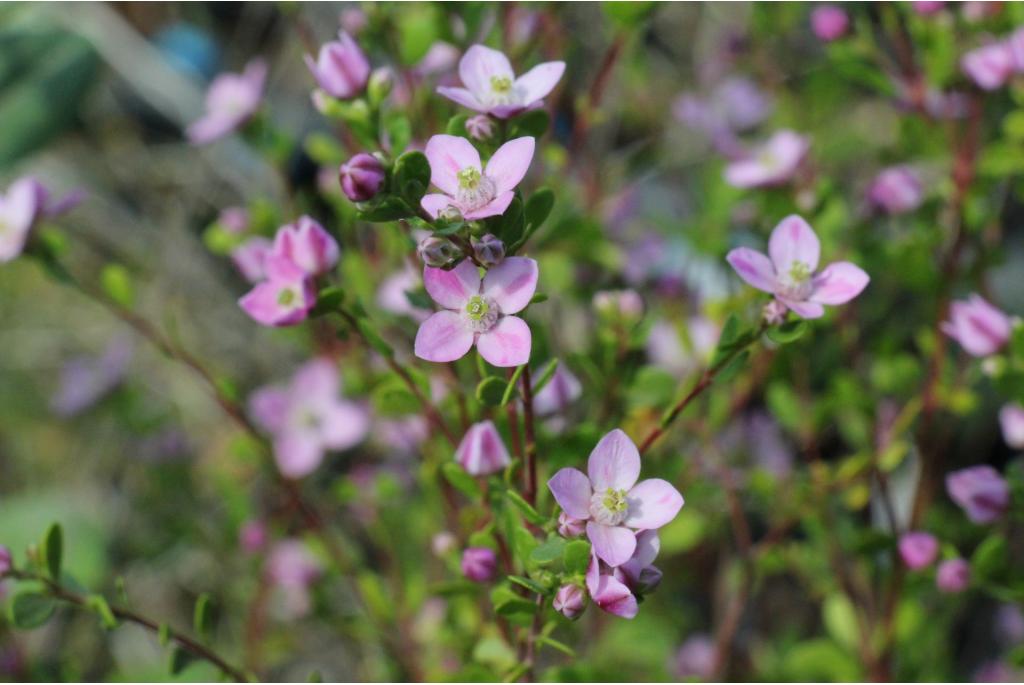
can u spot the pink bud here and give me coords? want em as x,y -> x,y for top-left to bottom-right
558,512 -> 586,538
239,520 -> 267,554
868,166 -> 924,215
552,584 -> 586,619
962,42 -> 1014,91
339,153 -> 385,202
1008,27 -> 1024,72
763,299 -> 788,325
593,289 -> 644,322
946,465 -> 1010,524
936,558 -> 971,593
674,635 -> 716,681
271,216 -> 340,277
941,294 -> 1012,357
466,114 -> 495,140
304,31 -> 370,100
471,234 -> 505,267
461,547 -> 497,583
899,531 -> 939,570
999,403 -> 1024,449
0,545 -> 11,575
455,421 -> 511,476
811,6 -> 849,42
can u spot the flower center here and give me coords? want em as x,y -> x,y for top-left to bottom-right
490,75 -> 512,94
485,75 -> 518,107
463,295 -> 499,333
589,488 -> 628,526
278,288 -> 296,306
776,261 -> 813,300
455,167 -> 496,211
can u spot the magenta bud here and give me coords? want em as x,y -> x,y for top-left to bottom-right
304,31 -> 370,100
472,234 -> 505,267
417,236 -> 459,268
936,558 -> 970,593
466,114 -> 495,140
946,465 -> 1010,524
899,531 -> 939,570
941,294 -> 1012,358
339,153 -> 386,203
553,584 -> 586,619
0,545 -> 11,575
455,420 -> 511,476
461,547 -> 497,583
811,5 -> 849,42
558,512 -> 586,538
271,216 -> 340,277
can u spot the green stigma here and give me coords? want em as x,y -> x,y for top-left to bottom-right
457,166 -> 482,190
465,295 -> 490,321
490,75 -> 512,93
602,488 -> 628,514
788,261 -> 811,283
277,289 -> 296,306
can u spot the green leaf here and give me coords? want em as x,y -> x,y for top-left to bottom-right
490,585 -> 539,617
394,150 -> 431,205
530,537 -> 566,565
355,318 -> 393,358
532,359 -> 560,395
507,574 -> 546,595
100,264 -> 134,309
509,110 -> 550,139
506,490 -> 545,526
603,1 -> 655,27
972,534 -> 1009,583
85,593 -> 118,630
494,196 -> 525,246
446,114 -> 470,136
822,594 -> 859,652
193,593 -> 213,639
356,195 -> 415,222
476,376 -> 508,407
43,522 -> 62,580
382,111 -> 412,154
168,645 -> 196,676
501,366 -> 524,406
372,378 -> 420,417
158,622 -> 172,647
537,635 -> 576,657
9,591 -> 56,629
441,461 -> 481,499
562,540 -> 591,575
767,319 -> 809,344
524,188 -> 555,233
715,349 -> 750,383
310,286 -> 345,317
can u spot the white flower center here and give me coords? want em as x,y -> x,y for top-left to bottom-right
463,295 -> 498,333
455,167 -> 497,211
486,75 -> 519,106
776,260 -> 813,300
589,488 -> 628,526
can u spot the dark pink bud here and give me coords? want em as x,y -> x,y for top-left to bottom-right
811,6 -> 849,42
899,531 -> 939,570
461,547 -> 497,583
553,584 -> 586,619
936,558 -> 970,593
339,153 -> 386,203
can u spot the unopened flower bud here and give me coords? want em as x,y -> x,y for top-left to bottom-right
553,584 -> 586,619
0,545 -> 11,575
593,289 -> 644,323
899,531 -> 938,570
417,236 -> 459,268
763,299 -> 788,325
455,420 -> 511,476
936,558 -> 970,593
466,114 -> 495,140
472,234 -> 505,266
239,520 -> 267,554
461,547 -> 497,583
367,67 -> 394,105
339,153 -> 386,203
558,512 -> 586,538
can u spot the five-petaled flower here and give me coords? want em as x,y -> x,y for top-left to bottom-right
187,59 -> 267,145
724,130 -> 809,188
437,44 -> 565,118
421,134 -> 535,221
415,257 -> 538,367
548,429 -> 684,567
726,214 -> 870,319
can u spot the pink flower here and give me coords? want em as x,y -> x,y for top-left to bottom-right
249,359 -> 369,478
936,558 -> 970,593
899,531 -> 939,570
455,420 -> 511,476
437,44 -> 565,119
724,130 -> 810,188
811,6 -> 849,42
674,635 -> 717,681
231,237 -> 273,283
50,336 -> 132,417
1007,27 -> 1024,72
912,1 -> 946,15
187,59 -> 266,145
868,166 -> 924,215
0,545 -> 11,575
534,365 -> 582,416
421,135 -> 535,220
726,215 -> 870,319
941,294 -> 1012,357
271,216 -> 340,277
0,178 -> 45,263
305,31 -> 370,100
553,584 -> 586,619
557,512 -> 586,538
1000,403 -> 1024,449
465,114 -> 495,140
414,257 -> 538,367
618,529 -> 663,595
239,520 -> 267,554
461,547 -> 497,582
962,42 -> 1014,91
548,429 -> 684,567
219,206 -> 249,234
946,465 -> 1010,524
238,254 -> 317,327
585,553 -> 638,619
377,267 -> 429,321
339,153 -> 385,202
266,539 -> 321,618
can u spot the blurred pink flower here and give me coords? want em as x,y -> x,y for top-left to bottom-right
593,289 -> 644,323
0,545 -> 11,575
271,216 -> 339,277
218,206 -> 249,234
534,365 -> 582,416
465,114 -> 494,140
455,420 -> 511,476
936,558 -> 970,593
946,465 -> 1010,524
239,520 -> 267,554
305,31 -> 370,100
548,429 -> 684,566
461,547 -> 497,582
912,1 -> 946,15
941,294 -> 1012,357
238,254 -> 316,327
377,267 -> 429,321
0,178 -> 46,263
553,584 -> 586,619
962,42 -> 1014,91
437,44 -> 564,118
811,6 -> 849,42
50,336 -> 133,417
727,215 -> 870,319
421,135 -> 534,220
414,257 -> 537,367
1000,403 -> 1024,449
996,604 -> 1024,646
230,237 -> 273,283
266,539 -> 321,618
187,59 -> 266,145
868,166 -> 924,215
724,130 -> 809,188
674,634 -> 717,681
899,531 -> 938,570
249,359 -> 369,478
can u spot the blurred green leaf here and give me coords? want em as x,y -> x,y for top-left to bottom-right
43,522 -> 62,581
9,590 -> 56,629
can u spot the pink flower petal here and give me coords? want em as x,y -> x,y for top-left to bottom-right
274,431 -> 323,479
481,257 -> 538,314
631,529 -> 661,569
769,214 -> 820,274
425,135 -> 482,196
548,467 -> 593,520
414,310 -> 475,363
514,61 -> 566,105
265,254 -> 307,282
436,86 -> 485,112
456,420 -> 512,476
776,296 -> 824,320
320,402 -> 369,450
187,113 -> 238,145
485,137 -> 535,195
249,386 -> 289,434
810,261 -> 869,305
726,247 -> 777,293
476,315 -> 532,367
421,193 -> 454,219
290,358 -> 340,401
591,572 -> 638,619
463,190 -> 515,220
587,521 -> 637,567
458,44 -> 514,99
587,429 -> 641,492
423,260 -> 481,309
624,479 -> 685,530
238,278 -> 315,327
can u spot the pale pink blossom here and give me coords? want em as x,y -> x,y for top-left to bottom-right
238,254 -> 316,327
585,553 -> 638,619
239,520 -> 267,554
421,135 -> 534,220
899,531 -> 939,570
461,547 -> 497,582
187,59 -> 266,145
868,166 -> 924,215
230,237 -> 273,283
249,359 -> 369,478
548,429 -> 684,567
0,178 -> 46,263
1000,403 -> 1024,449
0,546 -> 11,575
437,44 -> 564,118
962,42 -> 1014,91
305,31 -> 370,100
455,420 -> 511,476
465,114 -> 495,140
811,6 -> 849,42
50,336 -> 132,417
912,1 -> 946,15
936,558 -> 970,593
674,635 -> 716,681
724,130 -> 809,188
946,465 -> 1010,524
941,294 -> 1012,357
726,215 -> 869,319
266,539 -> 322,618
377,267 -> 429,321
414,257 -> 538,367
218,206 -> 249,234
553,584 -> 586,619
271,216 -> 339,277
534,365 -> 583,416
618,529 -> 663,595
